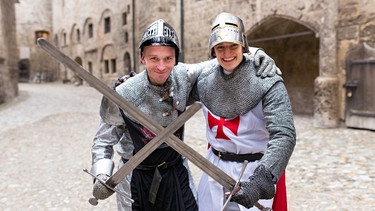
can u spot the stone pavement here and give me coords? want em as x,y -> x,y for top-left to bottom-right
0,82 -> 374,211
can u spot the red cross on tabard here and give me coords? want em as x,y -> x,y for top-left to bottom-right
208,111 -> 240,140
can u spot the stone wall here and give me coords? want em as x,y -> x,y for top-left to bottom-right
11,0 -> 375,128
0,0 -> 19,104
16,0 -> 60,83
40,0 -> 182,85
50,0 -> 135,85
183,0 -> 326,63
182,0 -> 342,127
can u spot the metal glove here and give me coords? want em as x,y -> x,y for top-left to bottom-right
113,71 -> 136,88
92,174 -> 114,200
230,165 -> 275,209
254,50 -> 282,77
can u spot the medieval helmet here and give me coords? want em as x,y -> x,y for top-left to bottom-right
139,19 -> 180,64
208,12 -> 249,58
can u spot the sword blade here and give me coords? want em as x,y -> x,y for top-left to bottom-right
107,102 -> 202,187
36,38 -> 161,136
37,38 -> 270,210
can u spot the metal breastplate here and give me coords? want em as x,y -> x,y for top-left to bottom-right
197,56 -> 283,119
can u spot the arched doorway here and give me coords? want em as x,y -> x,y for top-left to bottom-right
73,57 -> 83,86
248,17 -> 319,115
18,58 -> 30,82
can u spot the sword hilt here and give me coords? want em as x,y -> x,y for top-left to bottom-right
221,160 -> 249,211
221,161 -> 273,211
88,197 -> 99,206
83,168 -> 134,206
255,202 -> 273,211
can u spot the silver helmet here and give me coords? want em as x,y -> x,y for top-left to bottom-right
139,19 -> 180,64
208,12 -> 249,58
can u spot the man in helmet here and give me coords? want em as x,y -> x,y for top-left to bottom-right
90,18 -> 280,211
191,12 -> 296,211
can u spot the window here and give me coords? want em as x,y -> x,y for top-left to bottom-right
76,29 -> 80,42
111,59 -> 117,73
63,33 -> 67,45
104,60 -> 109,73
35,30 -> 49,43
104,59 -> 116,74
104,17 -> 111,33
88,61 -> 92,74
125,31 -> 128,43
54,34 -> 59,46
88,23 -> 93,38
122,12 -> 127,25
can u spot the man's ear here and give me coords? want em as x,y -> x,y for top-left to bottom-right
140,53 -> 145,64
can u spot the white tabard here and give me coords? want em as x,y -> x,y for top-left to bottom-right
197,102 -> 274,211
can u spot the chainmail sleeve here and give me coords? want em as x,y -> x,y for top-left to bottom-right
259,81 -> 296,182
91,96 -> 126,177
178,59 -> 218,104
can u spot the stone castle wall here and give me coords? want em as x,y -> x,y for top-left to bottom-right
7,0 -> 375,128
15,0 -> 56,83
0,0 -> 19,104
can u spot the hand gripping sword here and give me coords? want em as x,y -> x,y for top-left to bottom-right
37,38 -> 270,210
82,168 -> 134,205
221,160 -> 249,211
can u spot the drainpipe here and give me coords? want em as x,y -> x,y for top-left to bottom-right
180,0 -> 184,62
132,0 -> 136,71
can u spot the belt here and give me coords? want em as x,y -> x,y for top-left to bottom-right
211,147 -> 263,162
122,156 -> 182,204
121,155 -> 182,171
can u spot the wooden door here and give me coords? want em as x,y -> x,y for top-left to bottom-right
344,42 -> 375,130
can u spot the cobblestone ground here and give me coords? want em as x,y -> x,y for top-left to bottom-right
0,82 -> 374,211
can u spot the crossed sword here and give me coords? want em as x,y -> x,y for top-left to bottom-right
37,38 -> 272,211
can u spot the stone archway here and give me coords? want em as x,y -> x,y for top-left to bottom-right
248,17 -> 319,115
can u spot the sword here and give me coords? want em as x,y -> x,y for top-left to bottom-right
37,38 -> 269,210
82,168 -> 134,205
221,160 -> 249,211
85,102 -> 201,205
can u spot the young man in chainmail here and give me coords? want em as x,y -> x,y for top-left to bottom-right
90,19 -> 280,211
190,12 -> 296,211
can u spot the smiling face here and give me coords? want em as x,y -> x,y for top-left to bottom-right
212,42 -> 244,72
141,45 -> 176,86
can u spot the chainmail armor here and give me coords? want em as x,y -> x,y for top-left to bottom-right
196,55 -> 295,181
116,67 -> 190,127
197,55 -> 283,119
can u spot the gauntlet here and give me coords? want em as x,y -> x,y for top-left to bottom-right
230,165 -> 275,208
